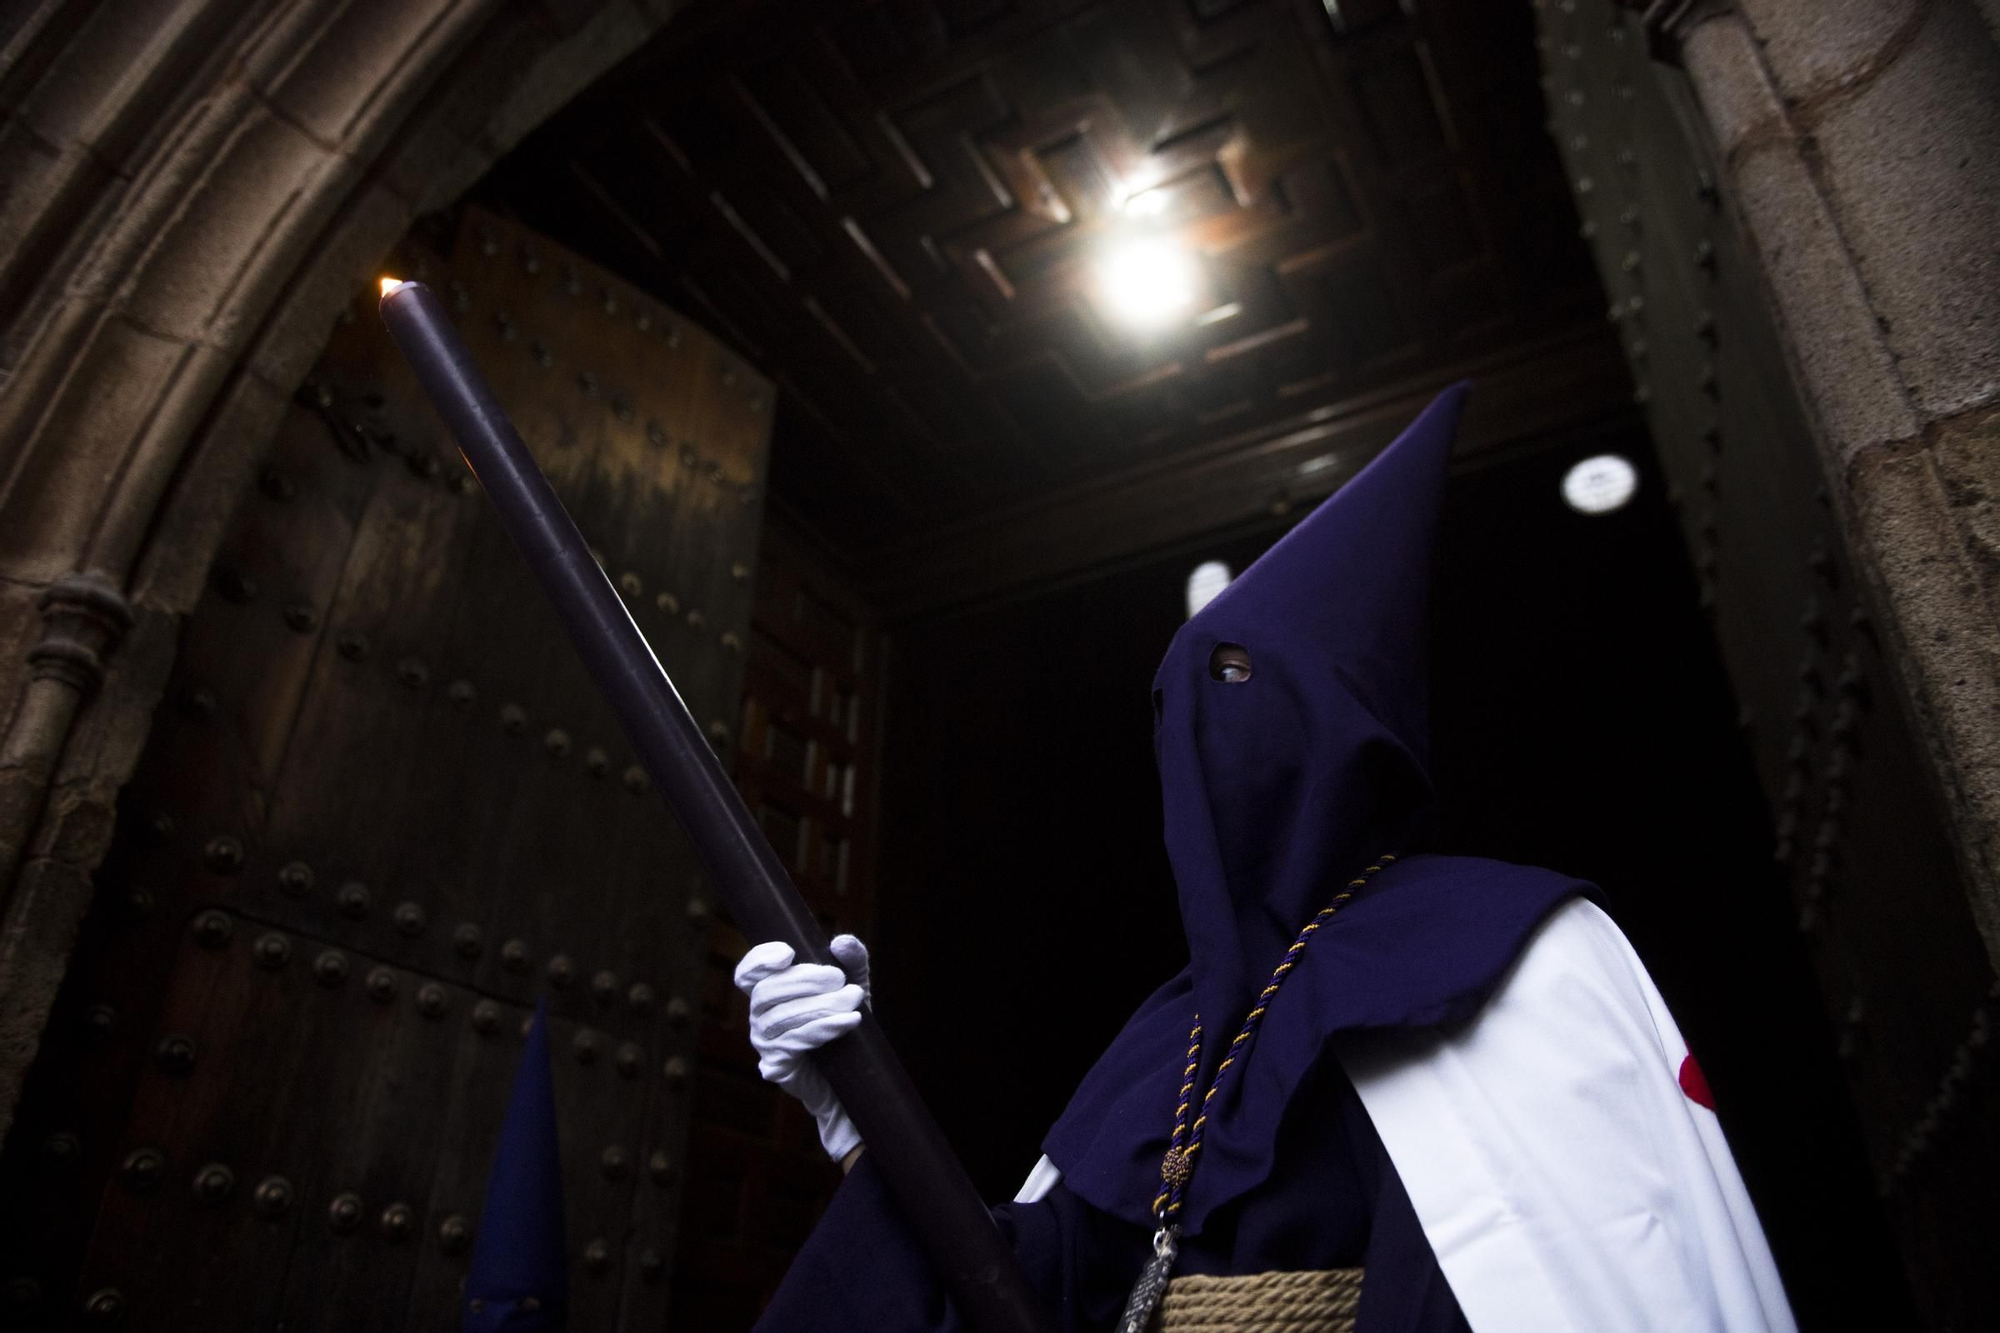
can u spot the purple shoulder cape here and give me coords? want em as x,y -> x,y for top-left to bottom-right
1045,853 -> 1586,1234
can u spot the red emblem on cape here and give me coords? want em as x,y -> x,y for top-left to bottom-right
1679,1053 -> 1715,1110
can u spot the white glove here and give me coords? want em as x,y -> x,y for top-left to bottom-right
734,934 -> 871,1161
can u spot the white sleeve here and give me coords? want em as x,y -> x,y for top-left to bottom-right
1013,1153 -> 1063,1204
1339,898 -> 1797,1333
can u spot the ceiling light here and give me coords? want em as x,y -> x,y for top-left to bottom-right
1561,453 -> 1639,514
1097,236 -> 1198,330
1120,187 -> 1170,219
1186,561 -> 1233,619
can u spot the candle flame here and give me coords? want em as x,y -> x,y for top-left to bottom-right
379,276 -> 403,296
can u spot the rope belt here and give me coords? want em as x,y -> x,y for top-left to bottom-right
1150,1267 -> 1365,1333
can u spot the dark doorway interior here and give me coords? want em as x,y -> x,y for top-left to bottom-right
869,410 -> 1910,1329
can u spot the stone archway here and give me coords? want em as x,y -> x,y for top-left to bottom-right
0,0 -> 685,1140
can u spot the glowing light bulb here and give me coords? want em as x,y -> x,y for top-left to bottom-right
1186,561 -> 1233,619
1097,236 -> 1198,330
1561,453 -> 1639,514
379,276 -> 404,296
1120,187 -> 1169,219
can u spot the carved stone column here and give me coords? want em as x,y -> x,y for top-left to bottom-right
0,575 -> 133,897
1660,0 -> 2000,961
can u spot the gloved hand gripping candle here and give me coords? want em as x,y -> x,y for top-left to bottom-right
377,277 -> 1053,1333
736,934 -> 873,1163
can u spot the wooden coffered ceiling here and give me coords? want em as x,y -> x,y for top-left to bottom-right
485,0 -> 1623,614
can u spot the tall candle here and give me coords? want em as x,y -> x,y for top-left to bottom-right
379,278 -> 1050,1333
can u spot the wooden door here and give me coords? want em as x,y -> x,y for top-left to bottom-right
0,207 -> 771,1329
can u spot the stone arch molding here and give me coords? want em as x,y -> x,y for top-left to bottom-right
0,0 -> 681,1140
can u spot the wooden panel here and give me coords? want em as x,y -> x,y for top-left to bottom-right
675,518 -> 887,1328
1541,6 -> 1999,1329
0,207 -> 772,1329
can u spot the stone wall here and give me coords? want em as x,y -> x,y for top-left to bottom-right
1672,0 -> 2000,962
0,0 -> 680,1143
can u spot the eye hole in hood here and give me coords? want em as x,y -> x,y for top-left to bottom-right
1208,643 -> 1253,683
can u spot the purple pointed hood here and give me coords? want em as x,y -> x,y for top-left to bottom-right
1045,384 -> 1586,1234
1156,385 -> 1462,1047
463,1001 -> 569,1332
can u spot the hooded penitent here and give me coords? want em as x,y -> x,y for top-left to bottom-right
1044,383 -> 1586,1236
463,1001 -> 569,1332
754,383 -> 1795,1333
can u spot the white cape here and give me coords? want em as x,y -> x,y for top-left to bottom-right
1020,899 -> 1797,1331
1338,898 -> 1795,1331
